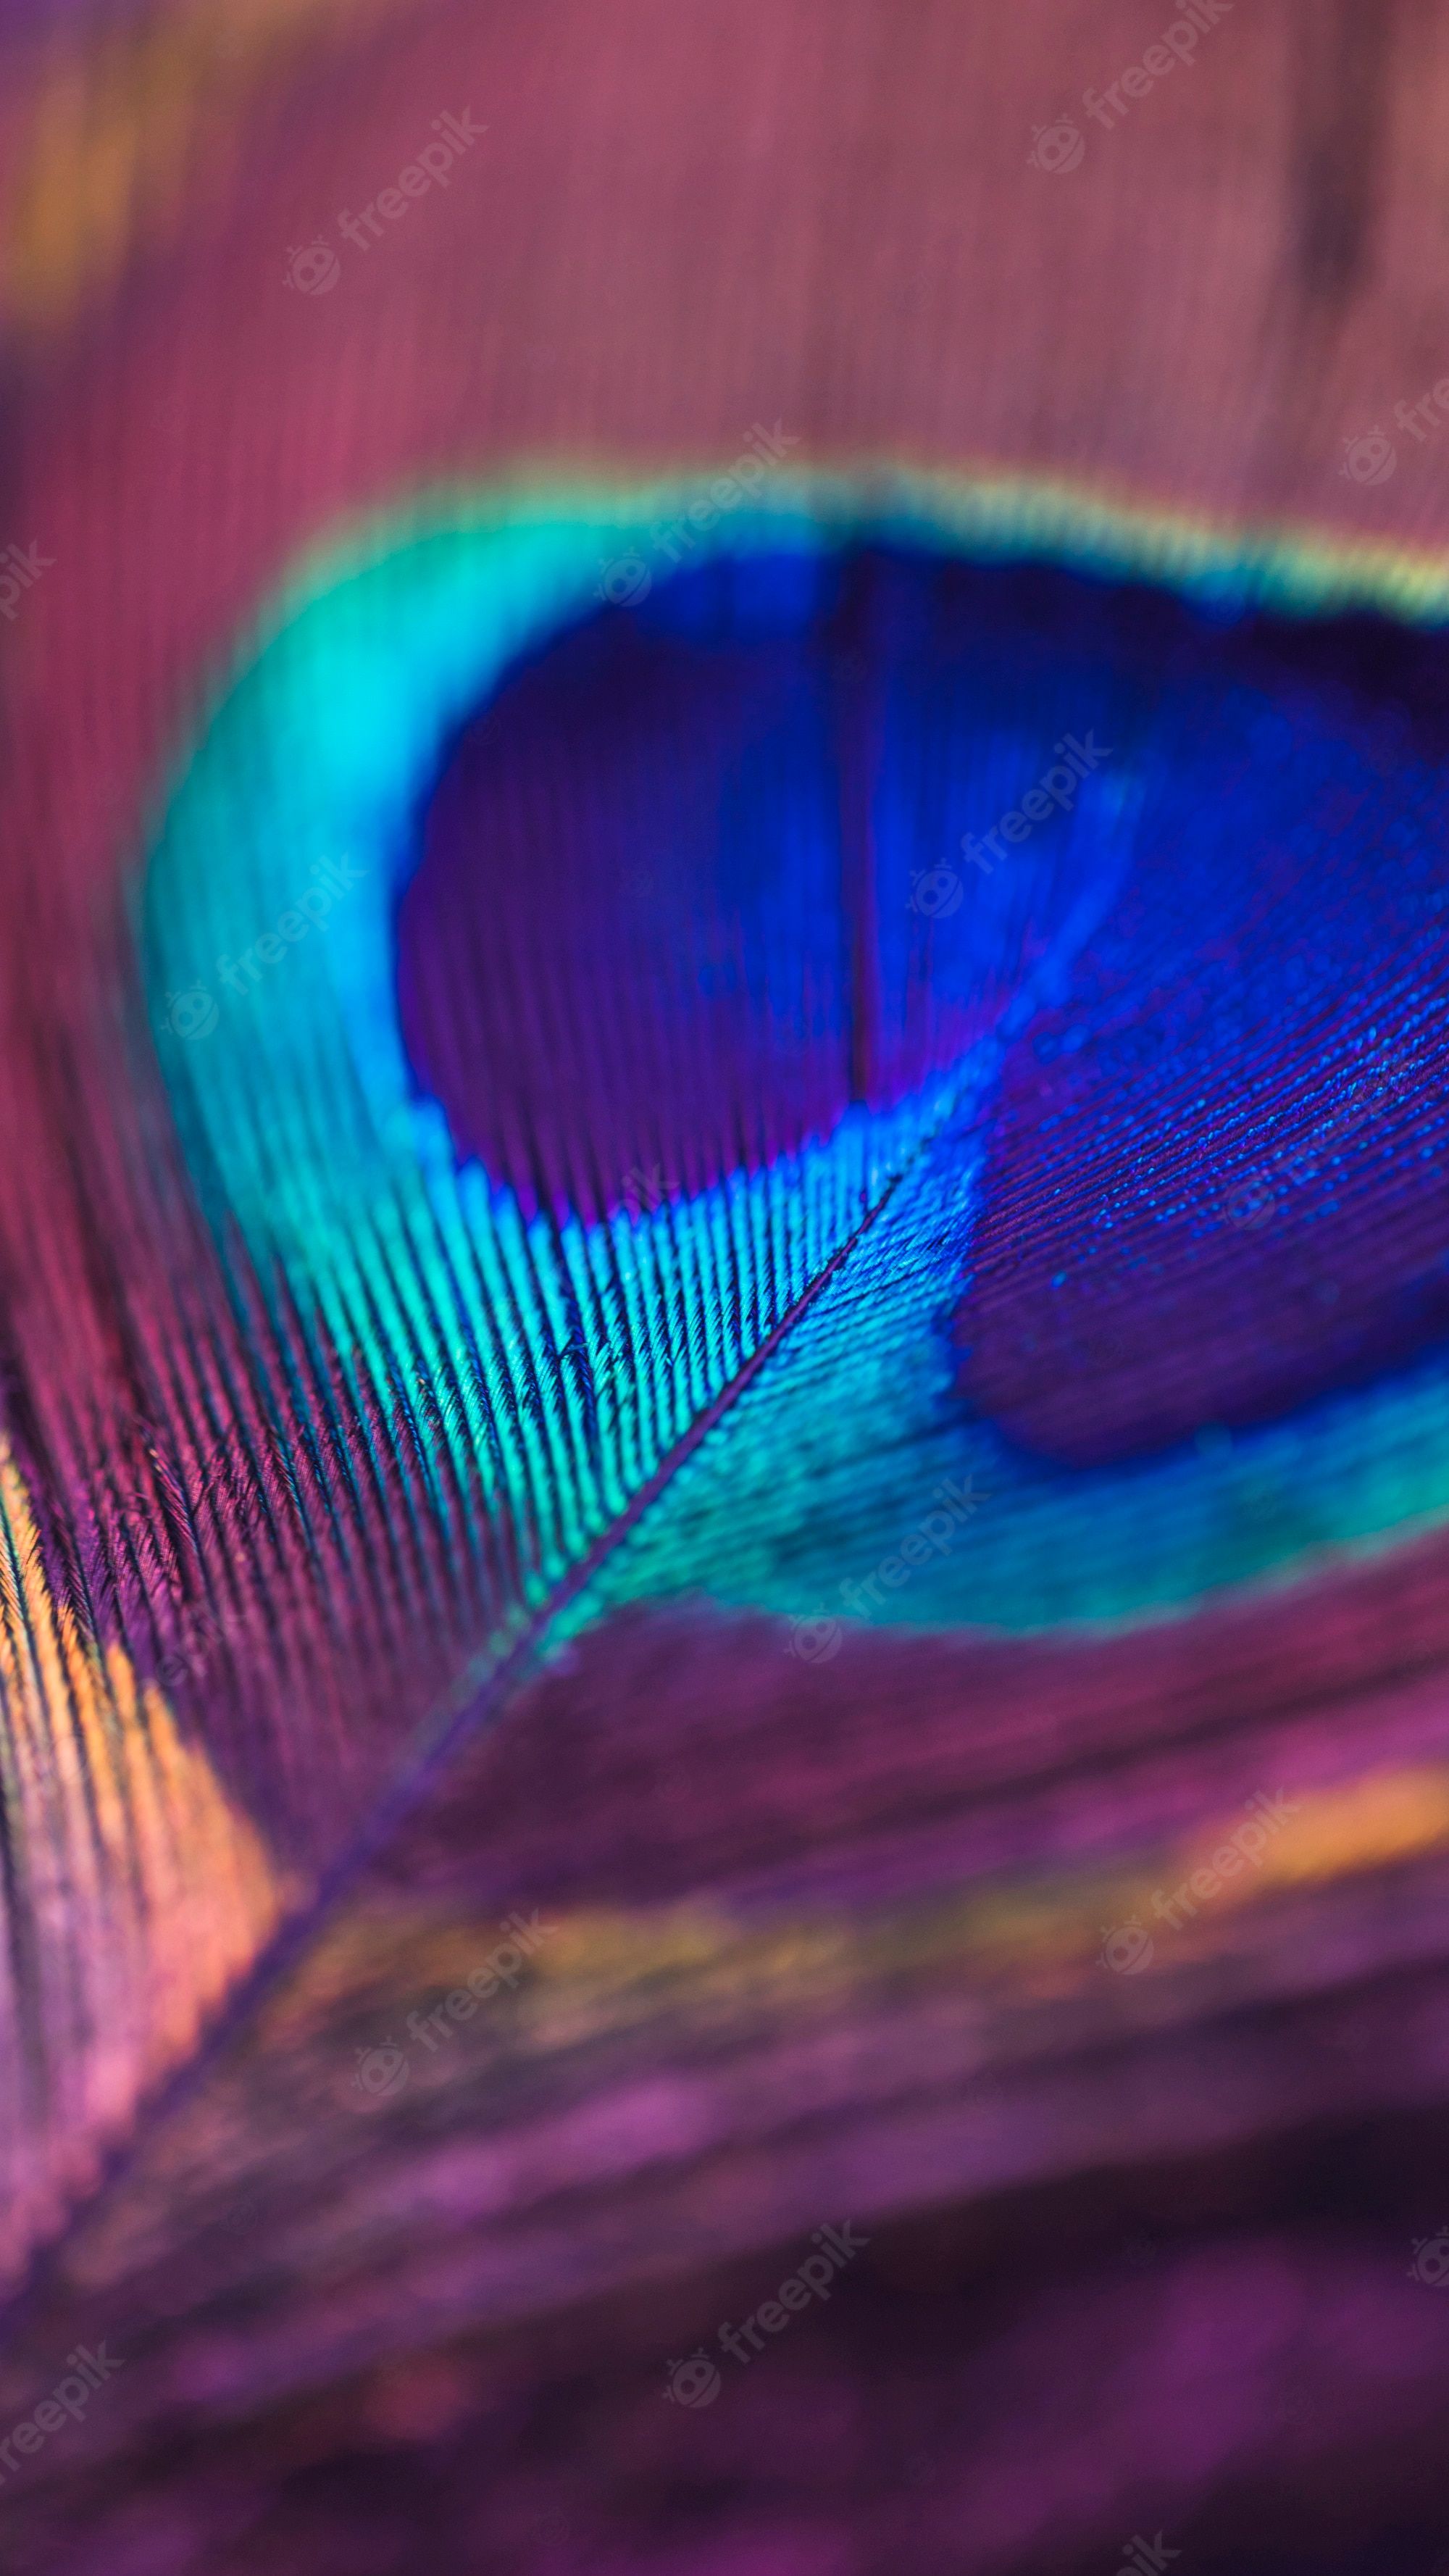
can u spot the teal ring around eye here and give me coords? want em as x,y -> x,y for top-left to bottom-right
138,467 -> 1449,1630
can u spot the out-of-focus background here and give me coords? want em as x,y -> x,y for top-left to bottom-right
4,4 -> 1449,2570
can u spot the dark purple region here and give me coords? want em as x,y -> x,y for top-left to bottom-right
953,609 -> 1449,1466
393,545 -> 1167,1222
394,541 -> 1449,1467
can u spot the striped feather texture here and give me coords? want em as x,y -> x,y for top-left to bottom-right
5,3 -> 1449,2572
